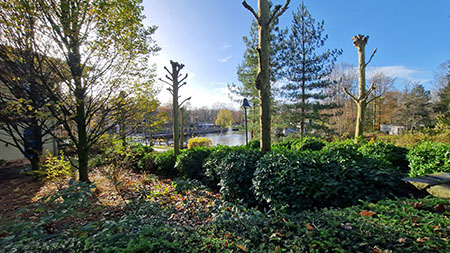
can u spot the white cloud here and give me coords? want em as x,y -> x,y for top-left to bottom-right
222,42 -> 232,50
219,55 -> 232,63
367,65 -> 432,84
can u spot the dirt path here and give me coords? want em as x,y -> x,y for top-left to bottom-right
0,161 -> 44,221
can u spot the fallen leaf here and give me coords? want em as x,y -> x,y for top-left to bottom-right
359,210 -> 376,217
411,217 -> 420,223
306,223 -> 314,230
225,241 -> 228,247
373,246 -> 382,253
236,244 -> 247,252
416,237 -> 429,243
434,204 -> 446,212
413,202 -> 423,209
398,237 -> 407,243
225,233 -> 233,239
275,245 -> 280,252
282,218 -> 287,223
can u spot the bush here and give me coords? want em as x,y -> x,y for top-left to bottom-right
154,150 -> 177,177
129,143 -> 155,171
187,137 -> 212,149
253,148 -> 400,211
31,151 -> 73,182
212,147 -> 262,205
294,136 -> 326,151
407,141 -> 450,177
203,145 -> 235,188
175,147 -> 212,180
248,138 -> 260,149
358,141 -> 409,173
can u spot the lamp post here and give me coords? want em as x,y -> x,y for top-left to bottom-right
241,98 -> 250,146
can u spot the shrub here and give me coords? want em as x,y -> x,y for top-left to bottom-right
294,136 -> 326,151
187,137 -> 212,149
358,141 -> 409,173
253,149 -> 400,211
175,147 -> 212,180
248,138 -> 260,149
154,149 -> 177,177
31,151 -> 73,183
129,143 -> 155,171
213,147 -> 262,205
203,145 -> 234,188
271,138 -> 301,151
407,141 -> 450,177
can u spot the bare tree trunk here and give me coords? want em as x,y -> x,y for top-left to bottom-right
160,61 -> 190,157
344,34 -> 377,142
243,0 -> 290,152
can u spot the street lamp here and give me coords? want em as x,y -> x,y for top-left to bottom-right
241,98 -> 250,146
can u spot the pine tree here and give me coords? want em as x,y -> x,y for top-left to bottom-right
280,2 -> 342,136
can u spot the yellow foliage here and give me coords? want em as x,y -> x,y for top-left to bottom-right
187,137 -> 212,149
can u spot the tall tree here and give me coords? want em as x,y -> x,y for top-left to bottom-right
242,0 -> 290,152
33,0 -> 159,182
343,34 -> 377,140
215,109 -> 233,129
279,2 -> 342,136
228,18 -> 283,141
0,0 -> 58,170
365,72 -> 395,131
159,61 -> 190,157
398,83 -> 431,130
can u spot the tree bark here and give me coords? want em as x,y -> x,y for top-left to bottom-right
343,34 -> 376,142
243,0 -> 290,152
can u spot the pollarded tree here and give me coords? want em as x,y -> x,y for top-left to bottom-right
159,61 -> 191,157
242,0 -> 290,152
34,0 -> 159,182
344,34 -> 378,140
279,2 -> 342,136
228,18 -> 284,140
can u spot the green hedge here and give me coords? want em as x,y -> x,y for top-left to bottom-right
175,147 -> 212,180
209,147 -> 262,205
154,150 -> 178,177
253,148 -> 401,211
408,141 -> 450,177
358,141 -> 409,173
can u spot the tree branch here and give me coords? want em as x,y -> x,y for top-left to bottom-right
367,94 -> 383,104
362,82 -> 376,101
365,48 -> 377,66
167,87 -> 174,95
179,73 -> 188,84
179,82 -> 187,89
269,0 -> 291,25
159,78 -> 172,86
343,87 -> 358,103
164,66 -> 172,76
179,96 -> 191,108
165,74 -> 173,82
242,1 -> 260,24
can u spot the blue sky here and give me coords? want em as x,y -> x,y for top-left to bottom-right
144,0 -> 450,108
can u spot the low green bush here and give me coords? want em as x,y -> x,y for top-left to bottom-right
408,141 -> 450,177
253,148 -> 401,211
358,141 -> 409,173
294,136 -> 326,151
175,147 -> 212,180
212,148 -> 262,205
248,139 -> 260,149
154,149 -> 177,177
203,145 -> 234,188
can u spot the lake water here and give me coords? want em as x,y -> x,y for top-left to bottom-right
200,132 -> 246,146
